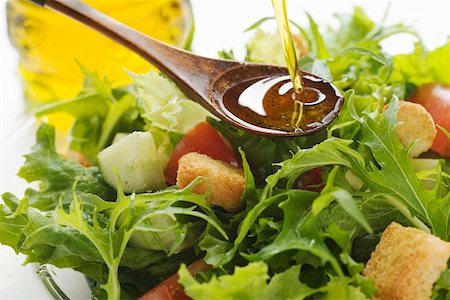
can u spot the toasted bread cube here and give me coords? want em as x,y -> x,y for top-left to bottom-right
363,222 -> 450,300
393,101 -> 436,157
176,153 -> 245,212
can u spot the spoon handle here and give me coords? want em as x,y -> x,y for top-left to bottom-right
31,0 -> 239,104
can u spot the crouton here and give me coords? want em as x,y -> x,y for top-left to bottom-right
363,222 -> 450,300
390,101 -> 436,157
176,153 -> 245,212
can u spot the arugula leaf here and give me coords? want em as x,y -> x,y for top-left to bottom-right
202,190 -> 312,267
243,190 -> 342,276
0,196 -> 167,284
323,6 -> 416,54
312,167 -> 373,234
325,7 -> 376,52
350,98 -> 432,219
54,177 -> 226,299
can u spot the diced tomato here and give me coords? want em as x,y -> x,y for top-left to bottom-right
139,260 -> 211,300
296,168 -> 324,192
164,122 -> 239,185
409,83 -> 450,157
139,285 -> 174,300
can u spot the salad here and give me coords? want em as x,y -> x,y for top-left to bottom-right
1,6 -> 450,300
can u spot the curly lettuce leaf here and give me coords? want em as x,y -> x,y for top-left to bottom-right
0,124 -> 228,299
179,262 -> 270,300
391,42 -> 450,87
179,261 -> 370,300
132,71 -> 212,134
12,123 -> 115,211
1,179 -> 226,299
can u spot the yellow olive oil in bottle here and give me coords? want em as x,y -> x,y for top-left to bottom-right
7,0 -> 194,103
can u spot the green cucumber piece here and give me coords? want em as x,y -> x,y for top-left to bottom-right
98,131 -> 166,193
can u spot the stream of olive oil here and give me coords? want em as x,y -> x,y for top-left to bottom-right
272,0 -> 303,93
271,0 -> 304,128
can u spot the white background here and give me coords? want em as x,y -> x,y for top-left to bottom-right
0,0 -> 449,299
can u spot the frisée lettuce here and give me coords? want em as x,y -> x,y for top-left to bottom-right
131,71 -> 213,134
1,124 -> 227,299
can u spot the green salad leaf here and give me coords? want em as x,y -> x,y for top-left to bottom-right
36,65 -> 143,164
323,6 -> 416,54
432,267 -> 450,300
391,42 -> 450,87
245,29 -> 292,66
180,261 -> 371,300
10,123 -> 115,211
1,124 -> 229,299
132,71 -> 212,134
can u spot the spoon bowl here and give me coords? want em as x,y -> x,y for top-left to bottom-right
32,0 -> 343,137
210,65 -> 342,136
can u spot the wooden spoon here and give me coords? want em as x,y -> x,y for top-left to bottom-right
31,0 -> 342,137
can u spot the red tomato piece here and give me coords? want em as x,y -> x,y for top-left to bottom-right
296,168 -> 324,192
409,83 -> 450,157
164,122 -> 239,185
139,285 -> 174,300
139,260 -> 211,300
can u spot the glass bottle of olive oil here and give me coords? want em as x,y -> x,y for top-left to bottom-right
7,0 -> 194,103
